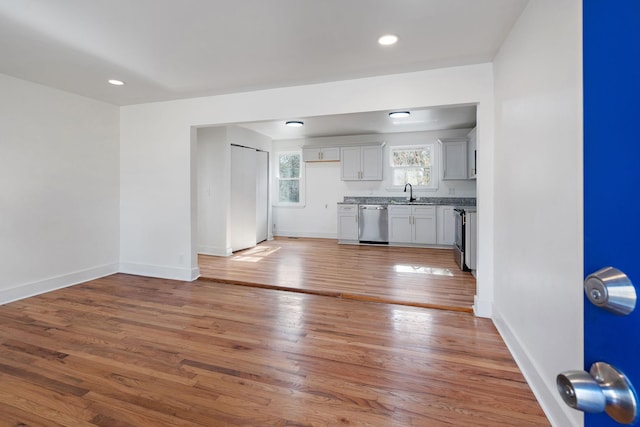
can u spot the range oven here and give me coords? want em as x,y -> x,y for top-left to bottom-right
453,208 -> 469,271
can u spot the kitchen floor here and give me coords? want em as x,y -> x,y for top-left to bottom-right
199,237 -> 476,312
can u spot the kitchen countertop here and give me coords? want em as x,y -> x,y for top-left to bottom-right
338,196 -> 476,207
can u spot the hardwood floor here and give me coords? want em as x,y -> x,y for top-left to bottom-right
0,274 -> 549,426
199,237 -> 476,312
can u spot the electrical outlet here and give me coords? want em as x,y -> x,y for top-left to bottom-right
449,188 -> 455,195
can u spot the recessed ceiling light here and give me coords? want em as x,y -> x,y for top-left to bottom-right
108,79 -> 125,86
389,111 -> 410,119
285,120 -> 304,127
378,34 -> 398,46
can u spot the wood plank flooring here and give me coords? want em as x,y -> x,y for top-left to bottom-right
0,274 -> 549,426
199,237 -> 476,312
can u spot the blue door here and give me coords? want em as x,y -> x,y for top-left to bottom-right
584,1 -> 640,426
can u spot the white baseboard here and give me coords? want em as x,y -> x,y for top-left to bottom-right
492,308 -> 581,427
273,230 -> 337,239
119,262 -> 200,282
198,245 -> 232,256
0,263 -> 119,305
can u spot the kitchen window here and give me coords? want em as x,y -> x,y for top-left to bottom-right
389,144 -> 436,189
276,151 -> 305,205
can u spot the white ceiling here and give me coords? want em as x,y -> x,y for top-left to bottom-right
238,104 -> 477,140
0,0 -> 526,137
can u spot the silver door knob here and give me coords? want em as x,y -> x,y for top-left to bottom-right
584,267 -> 636,315
557,362 -> 638,424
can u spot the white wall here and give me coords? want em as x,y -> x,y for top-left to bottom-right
0,73 -> 120,303
492,1 -> 582,426
197,127 -> 230,255
119,63 -> 495,315
272,129 -> 477,238
197,126 -> 272,256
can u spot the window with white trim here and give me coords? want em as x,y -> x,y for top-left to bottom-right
276,151 -> 304,205
389,144 -> 436,189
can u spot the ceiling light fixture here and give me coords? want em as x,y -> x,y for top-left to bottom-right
285,120 -> 304,127
378,34 -> 399,46
389,111 -> 410,119
108,79 -> 125,86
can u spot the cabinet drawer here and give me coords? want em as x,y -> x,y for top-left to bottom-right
412,205 -> 435,216
338,204 -> 358,213
388,205 -> 411,215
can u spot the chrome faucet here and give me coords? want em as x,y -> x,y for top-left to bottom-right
404,183 -> 416,202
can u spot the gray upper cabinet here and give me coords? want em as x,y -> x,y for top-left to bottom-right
467,128 -> 477,180
439,137 -> 468,180
302,146 -> 340,162
340,145 -> 383,181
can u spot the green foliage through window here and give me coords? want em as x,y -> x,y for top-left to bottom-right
278,154 -> 300,179
278,153 -> 301,203
390,145 -> 433,187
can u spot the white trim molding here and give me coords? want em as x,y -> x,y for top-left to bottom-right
119,262 -> 200,282
0,263 -> 119,305
492,307 -> 581,427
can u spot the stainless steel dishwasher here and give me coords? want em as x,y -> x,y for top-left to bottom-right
358,205 -> 389,244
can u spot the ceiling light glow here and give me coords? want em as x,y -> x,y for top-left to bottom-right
378,34 -> 398,46
389,111 -> 410,119
285,120 -> 304,127
108,79 -> 125,86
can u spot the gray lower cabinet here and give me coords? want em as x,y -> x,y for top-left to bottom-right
436,205 -> 455,245
388,205 -> 436,245
337,204 -> 359,243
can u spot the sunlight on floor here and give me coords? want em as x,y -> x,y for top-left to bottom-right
232,245 -> 281,262
393,265 -> 454,276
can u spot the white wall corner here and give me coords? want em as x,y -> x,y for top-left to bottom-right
0,263 -> 119,305
473,295 -> 492,318
189,267 -> 201,281
119,262 -> 199,282
492,307 -> 582,427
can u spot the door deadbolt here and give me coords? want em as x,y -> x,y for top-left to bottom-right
584,267 -> 636,315
557,362 -> 638,424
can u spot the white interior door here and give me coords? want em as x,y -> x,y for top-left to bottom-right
255,150 -> 268,243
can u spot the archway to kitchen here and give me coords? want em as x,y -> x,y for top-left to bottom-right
190,102 -> 489,315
